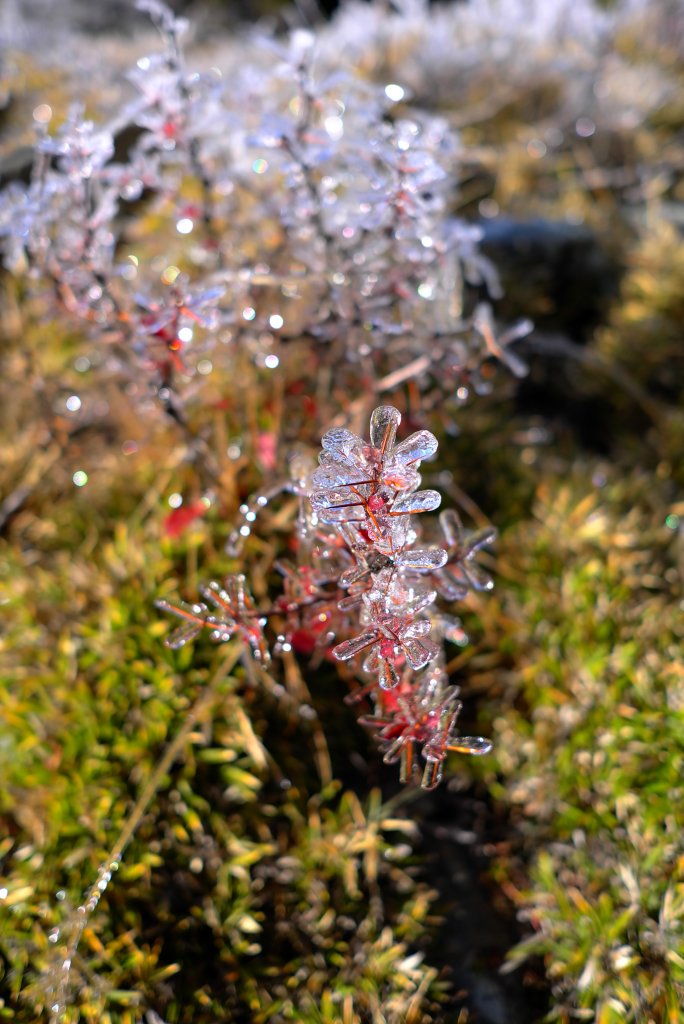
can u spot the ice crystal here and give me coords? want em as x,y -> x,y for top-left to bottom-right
308,406 -> 492,785
156,574 -> 270,663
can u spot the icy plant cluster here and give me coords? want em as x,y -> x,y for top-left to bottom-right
314,404 -> 494,787
320,0 -> 682,140
0,0 -> 527,433
0,0 -> 527,788
158,404 -> 494,789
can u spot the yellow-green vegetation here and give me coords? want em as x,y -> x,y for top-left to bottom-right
475,468 -> 684,1022
0,297 -> 445,1023
597,217 -> 684,407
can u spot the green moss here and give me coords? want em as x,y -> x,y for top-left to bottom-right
596,218 -> 684,404
471,469 -> 684,1021
0,301 -> 445,1023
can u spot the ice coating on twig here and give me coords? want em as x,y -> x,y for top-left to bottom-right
309,405 -> 493,786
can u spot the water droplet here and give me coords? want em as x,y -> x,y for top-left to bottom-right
32,103 -> 52,124
478,198 -> 499,219
575,117 -> 596,138
385,84 -> 405,102
161,265 -> 180,285
527,138 -> 547,158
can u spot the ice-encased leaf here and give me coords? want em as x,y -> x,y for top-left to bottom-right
362,646 -> 380,673
368,514 -> 409,554
390,489 -> 441,516
155,598 -> 209,649
378,658 -> 399,690
439,508 -> 462,547
406,587 -> 437,617
312,449 -> 374,489
463,526 -> 498,555
391,429 -> 438,465
447,736 -> 493,755
318,506 -> 366,524
433,567 -> 468,601
402,619 -> 432,640
421,760 -> 443,790
337,591 -> 364,612
499,346 -> 529,380
311,488 -> 363,509
370,405 -> 401,452
321,427 -> 364,456
462,562 -> 494,592
200,584 -> 233,612
402,636 -> 439,670
378,459 -> 421,491
395,546 -> 447,571
338,564 -> 367,588
312,460 -> 355,490
382,732 -> 407,765
332,631 -> 378,661
163,623 -> 203,648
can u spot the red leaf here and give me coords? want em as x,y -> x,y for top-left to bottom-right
163,500 -> 206,539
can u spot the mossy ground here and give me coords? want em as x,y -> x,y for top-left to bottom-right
1,8 -> 684,1023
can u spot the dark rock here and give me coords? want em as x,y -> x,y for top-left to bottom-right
478,217 -> 621,341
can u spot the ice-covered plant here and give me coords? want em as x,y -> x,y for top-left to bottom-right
0,0 -> 525,788
0,0 -> 528,438
157,403 -> 493,790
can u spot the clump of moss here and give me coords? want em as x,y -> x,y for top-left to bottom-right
472,468 -> 684,1022
0,294 -> 445,1023
596,217 -> 684,405
0,513 -> 443,1023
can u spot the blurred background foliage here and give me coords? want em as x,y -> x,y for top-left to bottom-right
1,1 -> 683,1022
